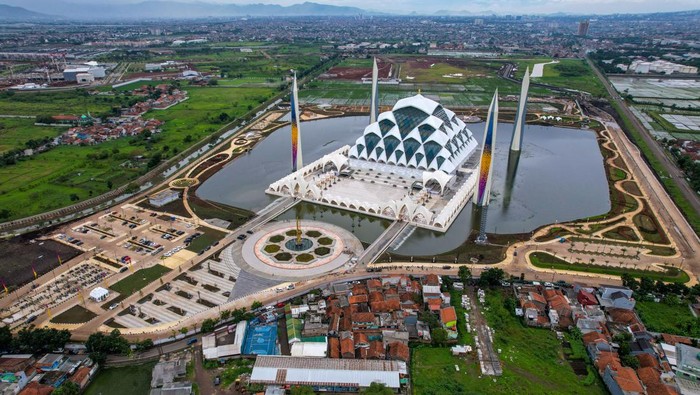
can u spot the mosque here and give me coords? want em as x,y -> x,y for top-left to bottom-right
267,59 -> 505,232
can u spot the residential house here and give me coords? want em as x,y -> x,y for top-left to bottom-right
597,285 -> 635,310
387,342 -> 409,363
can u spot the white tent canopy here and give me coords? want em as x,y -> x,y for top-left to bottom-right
89,287 -> 109,302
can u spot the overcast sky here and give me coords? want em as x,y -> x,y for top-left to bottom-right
7,0 -> 700,15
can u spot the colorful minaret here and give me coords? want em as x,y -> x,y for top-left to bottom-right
474,90 -> 499,207
510,67 -> 529,152
370,57 -> 379,124
290,73 -> 303,172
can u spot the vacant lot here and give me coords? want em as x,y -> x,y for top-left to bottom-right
51,304 -> 96,324
84,362 -> 156,395
636,300 -> 699,336
412,291 -> 605,394
0,118 -> 67,153
0,236 -> 80,287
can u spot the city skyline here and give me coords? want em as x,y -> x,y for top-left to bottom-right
2,0 -> 699,16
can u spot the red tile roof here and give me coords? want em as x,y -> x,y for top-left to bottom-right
582,331 -> 608,346
370,299 -> 401,313
637,353 -> 659,369
369,291 -> 385,303
329,337 -> 340,358
423,274 -> 439,286
366,279 -> 382,290
577,290 -> 598,306
368,341 -> 385,359
352,312 -> 375,324
529,292 -> 547,305
18,382 -> 53,395
349,294 -> 369,304
340,338 -> 355,358
387,342 -> 410,362
440,306 -> 457,326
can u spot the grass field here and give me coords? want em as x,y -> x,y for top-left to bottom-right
0,85 -> 275,221
529,252 -> 689,283
84,362 -> 156,395
513,58 -> 608,97
0,118 -> 67,153
412,291 -> 605,394
635,300 -> 699,336
109,264 -> 171,297
0,44 -> 326,222
50,304 -> 97,324
185,227 -> 227,253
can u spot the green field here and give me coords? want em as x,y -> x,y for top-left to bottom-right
0,85 -> 275,221
110,264 -> 171,297
0,118 -> 67,153
635,300 -> 700,336
50,304 -> 97,324
529,252 -> 689,283
513,58 -> 607,97
85,362 -> 156,395
412,291 -> 605,394
185,227 -> 227,253
0,45 -> 326,222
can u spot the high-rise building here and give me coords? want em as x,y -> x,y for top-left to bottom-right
578,20 -> 590,36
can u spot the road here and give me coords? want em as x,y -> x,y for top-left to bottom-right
586,58 -> 700,223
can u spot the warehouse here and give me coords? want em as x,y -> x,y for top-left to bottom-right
250,356 -> 404,392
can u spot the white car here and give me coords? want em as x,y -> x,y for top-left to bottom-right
109,303 -> 118,310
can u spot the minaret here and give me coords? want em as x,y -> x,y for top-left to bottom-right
474,90 -> 499,207
510,67 -> 529,152
369,57 -> 379,124
291,73 -> 303,172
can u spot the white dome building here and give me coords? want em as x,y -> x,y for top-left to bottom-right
348,94 -> 478,174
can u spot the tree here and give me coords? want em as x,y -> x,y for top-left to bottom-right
479,268 -> 505,287
290,386 -> 315,395
458,266 -> 472,285
251,300 -> 263,310
431,328 -> 448,346
134,339 -> 153,352
621,355 -> 640,369
53,381 -> 80,395
0,326 -> 12,352
361,382 -> 394,394
621,273 -> 639,292
441,275 -> 453,292
220,310 -> 231,321
201,318 -> 216,333
85,329 -> 129,364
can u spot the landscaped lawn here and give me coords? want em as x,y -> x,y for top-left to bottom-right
184,227 -> 227,253
109,264 -> 171,297
50,304 -> 96,324
412,291 -> 605,395
635,300 -> 700,336
529,252 -> 689,283
84,362 -> 156,395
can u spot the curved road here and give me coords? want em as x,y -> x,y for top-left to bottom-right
586,58 -> 700,222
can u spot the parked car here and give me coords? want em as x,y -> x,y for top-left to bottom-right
186,338 -> 198,345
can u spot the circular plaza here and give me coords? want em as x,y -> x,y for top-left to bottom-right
238,219 -> 363,280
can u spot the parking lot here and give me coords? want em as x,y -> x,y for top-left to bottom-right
109,256 -> 242,328
51,205 -> 213,272
0,261 -> 112,327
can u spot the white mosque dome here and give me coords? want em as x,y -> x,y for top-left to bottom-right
348,94 -> 478,174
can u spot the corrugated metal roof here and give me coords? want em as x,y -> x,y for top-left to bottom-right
251,356 -> 401,388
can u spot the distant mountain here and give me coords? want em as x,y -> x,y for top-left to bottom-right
0,4 -> 50,20
8,1 -> 378,20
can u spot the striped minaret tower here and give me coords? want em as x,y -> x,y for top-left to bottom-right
510,67 -> 530,152
474,90 -> 499,207
290,73 -> 303,172
369,57 -> 379,124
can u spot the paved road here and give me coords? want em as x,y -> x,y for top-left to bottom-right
586,58 -> 700,222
